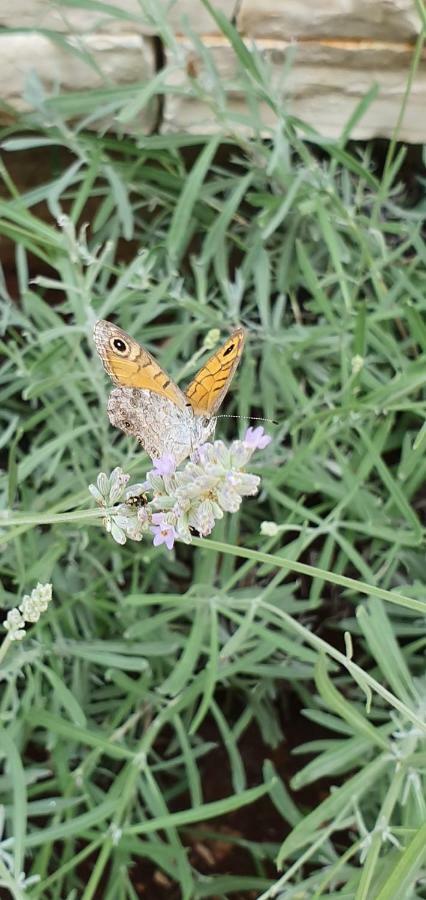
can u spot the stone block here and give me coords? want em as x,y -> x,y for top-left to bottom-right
0,0 -> 236,35
237,0 -> 421,41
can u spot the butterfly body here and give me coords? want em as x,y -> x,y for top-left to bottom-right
93,319 -> 245,463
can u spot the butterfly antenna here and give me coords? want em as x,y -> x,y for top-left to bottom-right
216,414 -> 278,425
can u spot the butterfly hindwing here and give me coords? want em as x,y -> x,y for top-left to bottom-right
185,328 -> 245,416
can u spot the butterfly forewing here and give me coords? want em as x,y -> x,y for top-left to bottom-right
185,328 -> 245,416
93,319 -> 187,410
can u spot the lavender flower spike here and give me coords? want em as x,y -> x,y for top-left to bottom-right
90,427 -> 270,548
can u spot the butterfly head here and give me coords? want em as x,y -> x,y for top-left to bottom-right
191,411 -> 217,449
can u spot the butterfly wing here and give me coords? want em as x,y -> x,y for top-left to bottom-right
93,319 -> 188,410
185,328 -> 245,416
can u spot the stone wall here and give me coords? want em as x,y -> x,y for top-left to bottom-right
0,0 -> 424,141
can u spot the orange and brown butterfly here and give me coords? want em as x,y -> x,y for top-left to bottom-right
93,320 -> 245,464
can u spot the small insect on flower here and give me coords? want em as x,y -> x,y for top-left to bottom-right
126,493 -> 148,509
89,467 -> 148,544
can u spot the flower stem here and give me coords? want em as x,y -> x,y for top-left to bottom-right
190,536 -> 424,614
0,635 -> 12,666
0,508 -> 105,527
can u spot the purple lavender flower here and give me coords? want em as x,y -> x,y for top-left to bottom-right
152,454 -> 176,477
243,426 -> 272,450
151,513 -> 177,550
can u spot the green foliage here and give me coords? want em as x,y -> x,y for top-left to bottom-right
0,3 -> 425,897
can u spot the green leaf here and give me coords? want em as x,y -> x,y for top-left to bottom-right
314,654 -> 389,751
167,137 -> 220,264
38,664 -> 87,727
277,756 -> 388,865
0,728 -> 27,878
374,824 -> 426,900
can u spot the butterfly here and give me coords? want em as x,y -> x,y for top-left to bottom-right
93,319 -> 245,464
